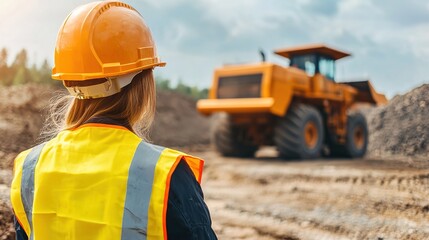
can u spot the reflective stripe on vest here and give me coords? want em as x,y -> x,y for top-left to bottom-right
10,124 -> 204,240
21,143 -> 46,240
121,142 -> 164,239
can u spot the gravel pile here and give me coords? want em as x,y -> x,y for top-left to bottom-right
365,84 -> 429,158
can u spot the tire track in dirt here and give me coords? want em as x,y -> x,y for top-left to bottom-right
198,149 -> 429,240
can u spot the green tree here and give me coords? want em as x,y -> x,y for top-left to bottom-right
12,49 -> 28,69
0,48 -> 7,67
0,47 -> 56,86
13,67 -> 27,85
200,88 -> 209,99
11,49 -> 32,84
174,80 -> 208,100
155,76 -> 208,99
30,63 -> 41,83
0,48 -> 10,85
175,79 -> 192,96
155,76 -> 171,91
39,59 -> 52,84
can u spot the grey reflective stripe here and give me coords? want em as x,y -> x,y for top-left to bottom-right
121,141 -> 165,239
21,143 -> 46,240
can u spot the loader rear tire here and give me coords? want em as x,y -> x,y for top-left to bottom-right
274,104 -> 324,159
329,112 -> 368,158
212,113 -> 258,157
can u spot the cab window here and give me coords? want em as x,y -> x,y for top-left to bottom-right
290,55 -> 316,76
319,56 -> 335,80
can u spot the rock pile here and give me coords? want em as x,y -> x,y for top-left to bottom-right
365,84 -> 429,158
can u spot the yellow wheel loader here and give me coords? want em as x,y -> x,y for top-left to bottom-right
197,44 -> 387,159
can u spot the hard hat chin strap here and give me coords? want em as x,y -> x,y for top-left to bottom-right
65,71 -> 142,99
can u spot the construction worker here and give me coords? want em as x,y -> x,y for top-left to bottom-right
10,1 -> 217,239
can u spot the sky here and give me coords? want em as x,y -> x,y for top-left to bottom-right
1,0 -> 429,98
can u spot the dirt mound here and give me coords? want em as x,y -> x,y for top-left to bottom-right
365,84 -> 429,158
0,84 -> 55,169
151,90 -> 210,147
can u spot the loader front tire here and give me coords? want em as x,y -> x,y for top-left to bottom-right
274,104 -> 324,159
329,112 -> 368,158
212,113 -> 258,157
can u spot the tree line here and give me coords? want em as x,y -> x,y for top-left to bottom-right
0,48 -> 52,86
156,77 -> 208,100
0,47 -> 208,99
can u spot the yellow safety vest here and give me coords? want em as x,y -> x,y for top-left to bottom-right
10,123 -> 204,240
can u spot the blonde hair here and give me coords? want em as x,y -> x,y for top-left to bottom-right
41,69 -> 156,141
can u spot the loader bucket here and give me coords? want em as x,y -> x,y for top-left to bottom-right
341,80 -> 388,105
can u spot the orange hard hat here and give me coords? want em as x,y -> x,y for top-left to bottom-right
52,1 -> 165,82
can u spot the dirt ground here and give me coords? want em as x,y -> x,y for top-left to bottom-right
198,148 -> 429,240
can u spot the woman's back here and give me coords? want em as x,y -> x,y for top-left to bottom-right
11,122 -> 206,239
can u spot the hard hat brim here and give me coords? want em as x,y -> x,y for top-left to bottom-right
53,61 -> 166,81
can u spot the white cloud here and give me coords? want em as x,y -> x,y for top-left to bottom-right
196,0 -> 299,37
163,21 -> 193,46
403,24 -> 429,59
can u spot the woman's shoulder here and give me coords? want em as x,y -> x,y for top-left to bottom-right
13,148 -> 32,168
12,142 -> 46,175
137,141 -> 194,159
138,141 -> 205,183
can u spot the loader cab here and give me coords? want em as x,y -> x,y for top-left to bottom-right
275,44 -> 350,81
290,54 -> 336,80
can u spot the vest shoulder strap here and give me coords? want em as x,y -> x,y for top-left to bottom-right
121,141 -> 165,239
13,142 -> 46,238
122,141 -> 204,239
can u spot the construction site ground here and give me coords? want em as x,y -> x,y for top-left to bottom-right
198,148 -> 429,240
0,83 -> 428,239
